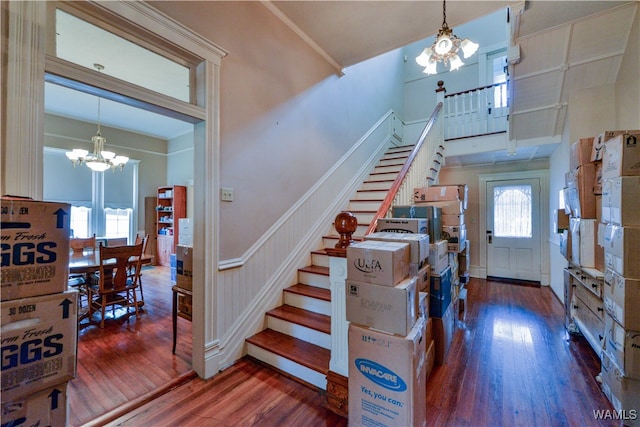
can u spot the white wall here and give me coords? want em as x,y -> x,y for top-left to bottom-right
150,1 -> 405,260
167,131 -> 195,188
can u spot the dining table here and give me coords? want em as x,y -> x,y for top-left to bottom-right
69,248 -> 153,276
68,248 -> 153,321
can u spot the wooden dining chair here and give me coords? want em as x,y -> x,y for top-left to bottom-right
130,233 -> 150,303
87,242 -> 143,328
68,234 -> 97,310
70,234 -> 96,252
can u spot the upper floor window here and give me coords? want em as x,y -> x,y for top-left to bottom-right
489,51 -> 508,108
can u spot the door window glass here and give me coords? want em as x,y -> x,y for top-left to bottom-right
493,185 -> 532,238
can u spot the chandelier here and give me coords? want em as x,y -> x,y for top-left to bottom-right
416,0 -> 479,75
66,64 -> 129,172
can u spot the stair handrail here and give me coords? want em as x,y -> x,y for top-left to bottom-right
365,101 -> 443,235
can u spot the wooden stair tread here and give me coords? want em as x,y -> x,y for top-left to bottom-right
285,284 -> 331,302
246,329 -> 330,374
298,265 -> 329,276
267,305 -> 331,334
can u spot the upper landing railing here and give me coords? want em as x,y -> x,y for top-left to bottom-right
443,82 -> 508,141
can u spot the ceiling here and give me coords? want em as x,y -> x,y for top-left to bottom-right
46,1 -> 636,165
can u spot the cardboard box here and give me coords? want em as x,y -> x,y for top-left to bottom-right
602,177 -> 640,226
560,229 -> 572,261
432,302 -> 454,365
570,137 -> 594,170
1,291 -> 78,401
175,245 -> 193,291
442,225 -> 466,244
376,218 -> 427,234
556,209 -> 570,233
565,164 -> 597,219
594,162 -> 603,195
416,265 -> 431,293
1,198 -> 71,301
429,240 -> 449,274
441,213 -> 465,226
592,130 -> 640,162
348,318 -> 426,427
419,291 -> 429,318
601,133 -> 640,179
600,351 -> 640,426
604,268 -> 640,331
604,314 -> 640,380
365,232 -> 429,267
430,266 -> 452,318
346,276 -> 418,337
1,382 -> 68,426
347,240 -> 410,286
391,205 -> 442,241
414,184 -> 468,210
570,218 -> 600,268
603,225 -> 640,279
415,200 -> 464,215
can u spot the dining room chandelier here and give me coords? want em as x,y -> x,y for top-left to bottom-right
415,0 -> 479,75
66,64 -> 129,172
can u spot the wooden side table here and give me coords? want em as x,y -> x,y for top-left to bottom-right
172,285 -> 192,353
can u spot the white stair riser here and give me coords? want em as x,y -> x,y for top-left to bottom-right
284,292 -> 331,316
361,181 -> 393,191
246,343 -> 327,390
355,224 -> 371,236
353,190 -> 387,200
367,172 -> 398,181
352,213 -> 375,224
298,271 -> 330,289
311,252 -> 329,268
378,157 -> 407,166
267,316 -> 331,350
348,200 -> 381,211
322,236 -> 339,247
373,165 -> 402,174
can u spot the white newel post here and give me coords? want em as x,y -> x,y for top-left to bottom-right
329,255 -> 349,376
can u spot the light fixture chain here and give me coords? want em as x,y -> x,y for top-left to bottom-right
442,0 -> 447,27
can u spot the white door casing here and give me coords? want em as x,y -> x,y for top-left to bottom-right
478,170 -> 549,285
486,178 -> 541,282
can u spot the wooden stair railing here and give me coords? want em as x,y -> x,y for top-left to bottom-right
365,101 -> 443,235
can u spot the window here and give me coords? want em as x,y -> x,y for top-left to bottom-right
490,52 -> 508,108
70,206 -> 91,238
55,9 -> 191,103
43,148 -> 138,240
104,208 -> 133,238
493,185 -> 532,238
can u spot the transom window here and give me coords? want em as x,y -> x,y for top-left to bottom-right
55,9 -> 191,103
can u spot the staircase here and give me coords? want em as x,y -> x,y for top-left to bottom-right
245,144 -> 416,390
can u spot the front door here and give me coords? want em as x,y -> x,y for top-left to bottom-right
486,178 -> 541,282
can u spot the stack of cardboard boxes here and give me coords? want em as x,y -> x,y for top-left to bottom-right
597,132 -> 640,422
561,135 -> 606,350
410,184 -> 470,362
1,198 -> 77,425
346,234 -> 429,427
561,131 -> 640,423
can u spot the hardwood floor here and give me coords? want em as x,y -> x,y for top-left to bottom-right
69,265 -> 193,426
103,277 -> 621,427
